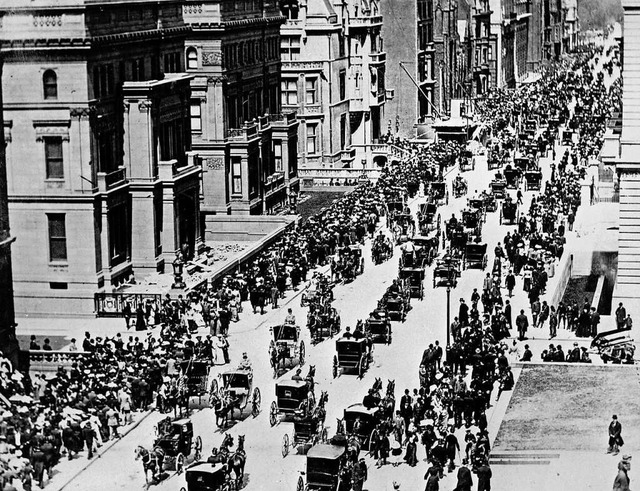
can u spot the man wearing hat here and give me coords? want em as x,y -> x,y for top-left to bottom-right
613,455 -> 631,491
609,415 -> 624,455
82,422 -> 97,459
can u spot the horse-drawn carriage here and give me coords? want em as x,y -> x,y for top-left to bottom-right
180,462 -> 234,491
337,245 -> 365,281
153,418 -> 202,474
269,323 -> 305,377
295,444 -> 351,491
371,234 -> 393,265
504,166 -> 521,189
390,213 -> 415,243
449,228 -> 468,254
380,280 -> 411,321
178,360 -> 212,406
459,150 -> 475,172
467,198 -> 486,223
590,327 -> 636,364
514,156 -> 531,172
300,275 -> 333,307
270,378 -> 312,426
490,179 -> 507,199
281,391 -> 329,457
342,404 -> 382,450
461,208 -> 483,238
562,129 -> 575,146
430,181 -> 449,206
524,170 -> 543,191
418,202 -> 440,235
399,247 -> 425,269
209,370 -> 261,427
413,234 -> 439,266
363,310 -> 392,344
333,338 -> 372,378
433,255 -> 460,288
399,266 -> 425,300
308,303 -> 341,343
500,200 -> 519,225
463,242 -> 488,270
452,175 -> 468,198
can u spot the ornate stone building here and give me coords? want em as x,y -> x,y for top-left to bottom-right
0,0 -> 201,316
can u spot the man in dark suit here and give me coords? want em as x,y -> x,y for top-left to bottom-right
454,463 -> 473,491
399,389 -> 412,435
608,415 -> 623,455
476,459 -> 492,491
515,310 -> 529,341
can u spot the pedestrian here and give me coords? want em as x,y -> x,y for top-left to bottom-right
516,189 -> 523,205
404,431 -> 418,467
613,455 -> 632,491
351,458 -> 367,491
434,340 -> 443,370
590,307 -> 600,336
135,304 -> 146,331
82,422 -> 96,459
459,299 -> 469,327
505,271 -> 516,297
625,314 -> 633,330
608,415 -> 624,455
29,335 -> 40,351
454,463 -> 473,491
504,300 -> 512,329
616,303 -> 627,329
531,299 -> 541,327
549,306 -> 557,339
567,210 -> 575,231
377,431 -> 390,467
68,338 -> 78,351
424,466 -> 440,491
118,388 -> 132,425
445,427 -> 460,471
106,405 -> 120,440
516,310 -> 529,341
476,459 -> 492,491
123,300 -> 132,329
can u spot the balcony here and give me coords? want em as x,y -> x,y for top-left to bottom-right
349,15 -> 383,28
282,60 -> 323,72
226,122 -> 259,141
263,171 -> 286,197
96,167 -> 127,194
369,51 -> 386,65
341,147 -> 356,162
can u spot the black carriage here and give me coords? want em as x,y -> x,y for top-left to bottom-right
308,305 -> 341,342
452,175 -> 468,198
269,323 -> 305,374
343,404 -> 382,450
178,360 -> 211,404
459,151 -> 475,172
500,200 -> 518,225
418,202 -> 440,234
562,130 -> 575,145
333,338 -> 371,378
391,213 -> 415,243
399,267 -> 425,300
282,415 -> 328,457
514,156 -> 530,172
270,379 -> 311,426
462,209 -> 482,237
482,193 -> 498,213
364,310 -> 392,344
490,180 -> 507,199
449,229 -> 468,253
433,257 -> 460,288
154,418 -> 202,473
300,279 -> 333,307
463,242 -> 488,270
413,235 -> 439,266
296,444 -> 349,491
214,371 -> 261,419
381,281 -> 410,321
371,235 -> 393,264
504,167 -> 521,189
524,170 -> 543,191
338,245 -> 365,279
386,199 -> 405,217
180,462 -> 233,491
399,247 -> 423,269
430,181 -> 449,205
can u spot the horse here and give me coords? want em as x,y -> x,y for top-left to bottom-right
135,445 -> 165,485
268,341 -> 287,377
210,391 -> 235,428
227,435 -> 246,489
305,365 -> 316,392
312,390 -> 329,425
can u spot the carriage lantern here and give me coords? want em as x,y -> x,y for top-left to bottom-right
172,254 -> 186,290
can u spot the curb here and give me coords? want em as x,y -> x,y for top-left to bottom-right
55,409 -> 154,491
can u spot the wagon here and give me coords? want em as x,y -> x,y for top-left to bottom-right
333,338 -> 371,378
269,323 -> 305,375
282,415 -> 328,457
270,379 -> 311,426
338,245 -> 365,280
300,283 -> 333,307
212,370 -> 261,420
343,403 -> 382,450
180,462 -> 234,491
524,170 -> 542,191
463,242 -> 488,270
296,444 -> 349,491
390,213 -> 415,243
504,167 -> 521,189
430,181 -> 449,205
154,418 -> 202,473
399,266 -> 425,300
482,193 -> 498,213
381,281 -> 410,321
364,310 -> 392,344
500,200 -> 518,225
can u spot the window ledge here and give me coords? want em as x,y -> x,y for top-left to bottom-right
48,261 -> 69,267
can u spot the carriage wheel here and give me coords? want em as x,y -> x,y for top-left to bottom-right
270,401 -> 278,426
299,341 -> 306,365
175,453 -> 185,474
180,488 -> 187,491
358,354 -> 366,378
333,356 -> 338,379
252,388 -> 261,417
282,433 -> 290,458
194,435 -> 203,460
297,476 -> 305,491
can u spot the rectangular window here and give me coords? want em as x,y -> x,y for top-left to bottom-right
305,78 -> 317,104
231,157 -> 242,194
339,70 -> 346,100
338,33 -> 345,57
48,214 -> 67,262
108,204 -> 129,266
281,36 -> 301,61
274,142 -> 283,172
306,124 -> 318,154
44,137 -> 64,179
190,101 -> 202,132
281,79 -> 298,105
340,114 -> 346,150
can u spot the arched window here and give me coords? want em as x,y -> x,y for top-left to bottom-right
43,70 -> 58,100
186,48 -> 198,69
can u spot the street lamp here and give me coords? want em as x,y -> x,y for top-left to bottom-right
446,285 -> 451,347
172,254 -> 186,289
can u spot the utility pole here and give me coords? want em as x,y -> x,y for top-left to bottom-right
399,61 -> 441,120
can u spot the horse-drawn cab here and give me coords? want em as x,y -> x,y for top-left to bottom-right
467,198 -> 486,222
504,166 -> 521,189
269,324 -> 305,377
210,371 -> 261,427
459,149 -> 475,172
430,181 -> 449,206
380,279 -> 410,322
391,213 -> 415,244
399,266 -> 425,300
371,233 -> 393,265
281,391 -> 330,457
296,444 -> 350,491
333,338 -> 372,378
363,309 -> 392,344
514,156 -> 530,172
413,234 -> 438,266
524,169 -> 543,191
338,245 -> 365,280
562,129 -> 575,146
308,303 -> 341,343
590,328 -> 636,364
433,253 -> 461,288
343,404 -> 382,450
418,202 -> 440,235
153,418 -> 202,474
500,199 -> 519,225
452,175 -> 468,198
461,208 -> 483,238
178,360 -> 212,406
490,178 -> 507,199
300,274 -> 333,307
463,242 -> 488,270
270,378 -> 311,426
180,462 -> 233,491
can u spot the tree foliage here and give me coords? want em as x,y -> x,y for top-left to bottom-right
578,0 -> 623,30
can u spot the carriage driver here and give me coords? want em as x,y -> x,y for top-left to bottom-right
237,352 -> 252,375
284,308 -> 296,326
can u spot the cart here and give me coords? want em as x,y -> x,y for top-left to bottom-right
399,267 -> 425,300
269,323 -> 305,376
343,404 -> 382,450
333,338 -> 371,378
430,181 -> 449,205
270,379 -> 311,426
154,418 -> 202,473
282,415 -> 328,457
296,444 -> 350,491
500,200 -> 519,225
364,310 -> 392,344
524,170 -> 542,191
180,462 -> 234,491
463,242 -> 488,270
213,370 -> 261,420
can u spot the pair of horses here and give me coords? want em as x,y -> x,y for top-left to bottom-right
209,390 -> 241,428
207,433 -> 246,490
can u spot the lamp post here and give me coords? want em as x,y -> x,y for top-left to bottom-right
172,254 -> 186,289
446,285 -> 451,347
